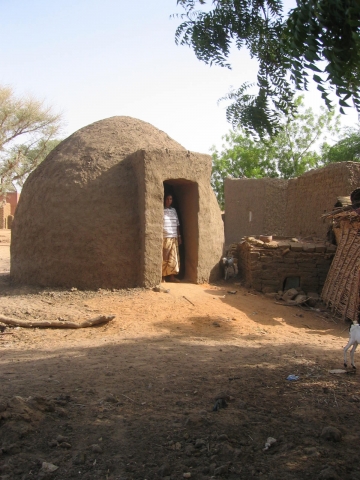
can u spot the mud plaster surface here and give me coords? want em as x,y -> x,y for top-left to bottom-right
0,239 -> 360,479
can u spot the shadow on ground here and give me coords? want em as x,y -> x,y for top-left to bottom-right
1,334 -> 360,480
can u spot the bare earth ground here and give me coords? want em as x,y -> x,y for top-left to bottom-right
0,230 -> 359,480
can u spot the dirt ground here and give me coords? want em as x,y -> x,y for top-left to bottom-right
0,230 -> 359,480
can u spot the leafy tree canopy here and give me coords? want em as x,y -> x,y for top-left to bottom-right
323,125 -> 360,163
0,86 -> 62,193
175,0 -> 360,137
211,96 -> 340,207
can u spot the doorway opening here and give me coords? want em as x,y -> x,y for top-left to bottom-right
283,276 -> 300,290
163,180 -> 199,282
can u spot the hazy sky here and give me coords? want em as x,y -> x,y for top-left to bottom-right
0,0 -> 358,153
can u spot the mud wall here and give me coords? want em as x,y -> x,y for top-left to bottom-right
131,149 -> 224,287
237,238 -> 336,294
11,117 -> 187,289
0,192 -> 20,216
224,178 -> 287,245
286,162 -> 360,238
224,162 -> 360,243
0,203 -> 11,229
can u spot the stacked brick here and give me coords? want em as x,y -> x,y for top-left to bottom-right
0,203 -> 11,229
237,237 -> 336,294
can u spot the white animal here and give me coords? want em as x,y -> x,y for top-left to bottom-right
222,256 -> 238,280
344,323 -> 360,369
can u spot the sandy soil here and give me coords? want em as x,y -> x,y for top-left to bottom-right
0,234 -> 359,480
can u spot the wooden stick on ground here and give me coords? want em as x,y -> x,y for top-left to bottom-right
183,296 -> 195,306
0,314 -> 115,329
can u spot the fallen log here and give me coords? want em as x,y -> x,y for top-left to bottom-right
0,315 -> 115,329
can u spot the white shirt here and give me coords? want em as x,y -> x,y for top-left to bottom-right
163,207 -> 180,238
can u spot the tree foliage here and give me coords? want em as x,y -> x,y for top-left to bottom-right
175,0 -> 360,137
323,126 -> 360,163
211,132 -> 277,208
211,97 -> 339,207
0,86 -> 62,193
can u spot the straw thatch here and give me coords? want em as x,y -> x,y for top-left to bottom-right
322,209 -> 360,323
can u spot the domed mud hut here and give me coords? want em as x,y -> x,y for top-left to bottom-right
11,117 -> 224,289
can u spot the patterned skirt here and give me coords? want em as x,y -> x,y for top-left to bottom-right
162,237 -> 180,277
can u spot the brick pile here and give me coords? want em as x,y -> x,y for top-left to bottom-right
237,236 -> 336,294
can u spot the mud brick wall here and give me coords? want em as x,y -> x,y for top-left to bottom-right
237,239 -> 336,294
286,162 -> 360,238
224,178 -> 288,244
0,192 -> 20,216
0,203 -> 11,229
224,162 -> 360,244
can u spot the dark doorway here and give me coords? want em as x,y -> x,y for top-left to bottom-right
163,180 -> 199,282
283,276 -> 300,290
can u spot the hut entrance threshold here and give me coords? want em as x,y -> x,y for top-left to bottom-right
163,180 -> 199,282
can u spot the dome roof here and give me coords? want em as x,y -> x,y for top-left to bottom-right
30,116 -> 186,186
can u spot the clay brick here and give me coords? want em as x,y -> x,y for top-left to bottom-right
302,244 -> 316,252
260,256 -> 274,263
290,243 -> 303,251
282,258 -> 296,263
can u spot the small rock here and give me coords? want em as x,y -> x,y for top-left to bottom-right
184,414 -> 203,426
73,452 -> 87,465
105,395 -> 119,404
214,464 -> 228,475
153,285 -> 170,293
215,392 -> 230,401
185,445 -> 195,456
217,434 -> 229,442
304,447 -> 320,457
158,464 -> 171,477
59,442 -> 72,449
91,444 -> 103,453
3,444 -> 20,455
294,294 -> 307,304
213,398 -> 227,411
321,426 -> 342,442
56,435 -> 68,442
209,463 -> 217,474
263,437 -> 277,450
41,462 -> 59,473
183,473 -> 191,479
318,467 -> 339,479
195,439 -> 206,448
48,439 -> 58,448
282,288 -> 298,301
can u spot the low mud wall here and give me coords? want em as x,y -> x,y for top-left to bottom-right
237,237 -> 336,294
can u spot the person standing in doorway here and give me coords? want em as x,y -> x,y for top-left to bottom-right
162,194 -> 182,282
